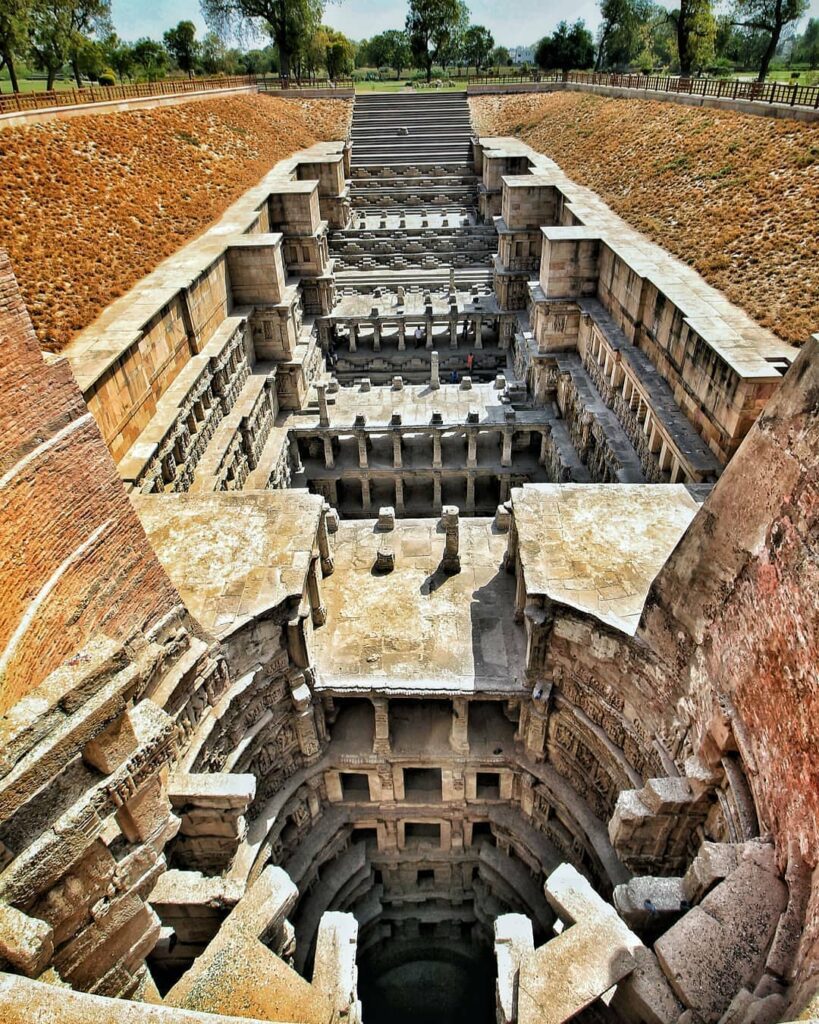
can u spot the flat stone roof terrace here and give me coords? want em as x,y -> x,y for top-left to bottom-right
512,483 -> 700,635
313,517 -> 527,697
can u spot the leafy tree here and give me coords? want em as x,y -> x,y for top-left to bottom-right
102,32 -> 134,81
164,20 -> 199,78
324,27 -> 354,78
535,20 -> 595,72
368,28 -> 411,76
29,1 -> 72,90
792,16 -> 819,66
462,23 -> 493,70
406,0 -> 463,81
0,0 -> 32,92
132,36 -> 167,80
732,0 -> 808,79
490,44 -> 510,70
436,0 -> 468,70
199,30 -> 227,72
596,0 -> 654,69
241,45 -> 277,73
200,0 -> 324,79
670,0 -> 716,75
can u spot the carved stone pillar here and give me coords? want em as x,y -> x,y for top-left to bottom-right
291,675 -> 322,762
465,475 -> 475,514
392,431 -> 403,469
432,430 -> 442,469
501,429 -> 513,468
318,503 -> 334,576
349,323 -> 358,352
307,557 -> 327,627
394,477 -> 405,514
397,321 -> 406,351
442,505 -> 461,574
467,430 -> 477,468
361,476 -> 372,513
372,697 -> 390,755
317,383 -> 329,427
323,436 -> 335,470
433,474 -> 442,513
450,697 -> 469,754
357,431 -> 368,469
430,350 -> 440,390
474,315 -> 483,349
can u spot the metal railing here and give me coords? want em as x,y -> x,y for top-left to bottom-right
468,70 -> 819,109
257,77 -> 355,92
0,75 -> 257,115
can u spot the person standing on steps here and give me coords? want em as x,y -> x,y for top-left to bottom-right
466,352 -> 474,375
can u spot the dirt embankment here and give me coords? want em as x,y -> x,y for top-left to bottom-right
0,93 -> 352,351
471,92 -> 819,345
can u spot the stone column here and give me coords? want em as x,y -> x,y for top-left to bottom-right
372,697 -> 390,755
326,478 -> 338,505
467,430 -> 477,468
287,609 -> 311,669
357,431 -> 368,469
425,312 -> 434,349
441,505 -> 461,574
432,430 -> 442,469
500,476 -> 511,503
372,320 -> 381,352
394,477 -> 405,514
318,503 -> 334,576
465,475 -> 475,513
291,676 -> 322,762
361,476 -> 372,513
450,697 -> 469,754
307,557 -> 327,626
538,427 -> 552,467
349,323 -> 358,353
397,321 -> 406,351
289,435 -> 303,475
392,431 -> 403,469
433,475 -> 442,513
430,351 -> 440,390
501,429 -> 513,468
317,383 -> 329,427
323,436 -> 335,470
449,315 -> 459,348
474,315 -> 483,349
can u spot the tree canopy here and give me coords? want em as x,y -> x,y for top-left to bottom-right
200,0 -> 324,77
535,20 -> 595,72
405,0 -> 463,80
164,20 -> 199,78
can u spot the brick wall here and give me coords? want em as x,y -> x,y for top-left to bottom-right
0,250 -> 181,712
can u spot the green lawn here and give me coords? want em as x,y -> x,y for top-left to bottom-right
0,77 -> 82,94
354,79 -> 470,93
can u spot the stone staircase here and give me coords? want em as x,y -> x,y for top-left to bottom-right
350,92 -> 474,168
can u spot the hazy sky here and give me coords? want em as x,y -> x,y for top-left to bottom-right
111,0 -> 819,45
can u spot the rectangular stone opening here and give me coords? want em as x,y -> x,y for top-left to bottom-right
417,869 -> 435,888
340,772 -> 371,801
391,699 -> 452,755
476,772 -> 501,799
330,698 -> 374,754
471,821 -> 494,846
351,826 -> 378,848
403,767 -> 443,802
404,821 -> 441,849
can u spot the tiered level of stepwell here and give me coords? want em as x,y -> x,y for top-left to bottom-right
0,90 -> 817,1024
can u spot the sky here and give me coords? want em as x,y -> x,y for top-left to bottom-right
111,0 -> 819,46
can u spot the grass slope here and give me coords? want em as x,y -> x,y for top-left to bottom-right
0,93 -> 352,351
471,92 -> 819,345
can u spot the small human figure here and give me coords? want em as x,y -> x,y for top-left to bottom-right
532,685 -> 543,700
466,352 -> 474,374
414,325 -> 424,349
450,369 -> 459,384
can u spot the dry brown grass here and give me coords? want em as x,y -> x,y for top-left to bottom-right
0,93 -> 352,351
470,92 -> 819,345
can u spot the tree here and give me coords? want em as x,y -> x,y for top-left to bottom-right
462,24 -> 493,70
596,0 -> 654,69
406,0 -> 463,81
535,20 -> 595,72
132,37 -> 167,80
670,0 -> 716,75
0,0 -> 32,92
164,20 -> 199,78
200,0 -> 324,79
29,0 -> 72,90
490,44 -> 510,70
324,27 -> 354,78
792,16 -> 819,66
436,0 -> 468,70
200,30 -> 227,72
368,28 -> 412,76
733,0 -> 808,80
102,32 -> 134,81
